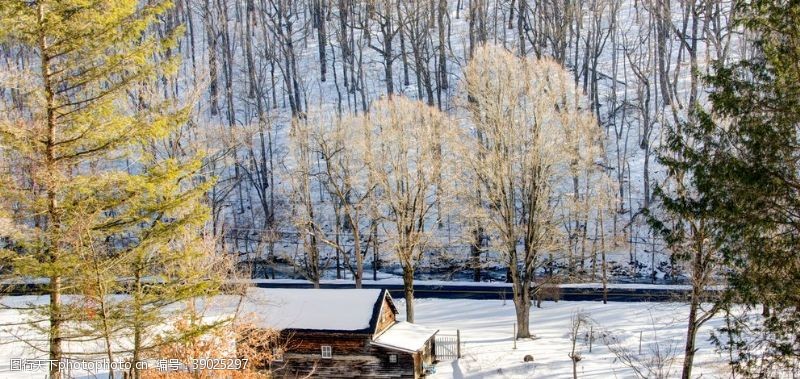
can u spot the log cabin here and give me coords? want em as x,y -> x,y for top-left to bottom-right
240,288 -> 439,378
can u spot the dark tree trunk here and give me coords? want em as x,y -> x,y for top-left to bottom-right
470,227 -> 483,282
513,281 -> 531,338
337,0 -> 351,90
244,0 -> 257,99
507,242 -> 532,338
38,7 -> 63,375
398,0 -> 410,86
314,0 -> 327,81
371,219 -> 380,281
402,264 -> 415,322
437,0 -> 448,90
517,0 -> 526,55
682,291 -> 700,379
203,0 -> 219,115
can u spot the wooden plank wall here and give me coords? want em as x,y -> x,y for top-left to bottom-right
274,344 -> 418,378
375,297 -> 397,335
268,332 -> 420,378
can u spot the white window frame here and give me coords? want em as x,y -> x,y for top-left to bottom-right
321,345 -> 332,359
388,354 -> 397,363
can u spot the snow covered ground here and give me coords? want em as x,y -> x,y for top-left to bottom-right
395,299 -> 730,379
0,296 -> 732,378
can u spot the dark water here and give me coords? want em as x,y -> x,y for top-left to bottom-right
246,260 -> 689,285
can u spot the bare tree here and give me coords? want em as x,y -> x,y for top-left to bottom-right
358,96 -> 455,322
264,0 -> 308,117
312,0 -> 328,82
462,45 -> 605,338
284,116 -> 324,287
203,0 -> 220,115
399,0 -> 436,106
365,0 -> 401,96
307,112 -> 377,288
568,310 -> 590,379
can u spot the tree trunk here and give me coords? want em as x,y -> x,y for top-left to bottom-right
314,0 -> 327,81
655,0 -> 671,106
337,0 -> 350,90
508,242 -> 531,338
38,6 -> 63,375
470,227 -> 482,282
203,0 -> 219,115
513,283 -> 531,338
131,271 -> 143,379
286,22 -> 304,116
244,0 -> 257,99
682,292 -> 700,379
307,220 -> 321,288
572,357 -> 579,379
370,215 -> 380,281
49,276 -> 62,379
402,264 -> 415,322
437,0 -> 448,90
381,2 -> 395,96
468,0 -> 476,57
517,0 -> 526,55
600,210 -> 608,304
91,258 -> 116,379
682,235 -> 709,379
353,224 -> 363,288
398,0 -> 410,86
643,142 -> 651,209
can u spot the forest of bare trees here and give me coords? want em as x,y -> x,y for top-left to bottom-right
12,0 -> 730,281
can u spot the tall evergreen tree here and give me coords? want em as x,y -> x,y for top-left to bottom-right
0,1 -> 218,378
688,0 -> 800,375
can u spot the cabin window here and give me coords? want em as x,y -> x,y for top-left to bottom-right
389,354 -> 397,363
321,345 -> 332,359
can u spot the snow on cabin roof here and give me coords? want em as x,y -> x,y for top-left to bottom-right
240,288 -> 388,333
372,321 -> 439,353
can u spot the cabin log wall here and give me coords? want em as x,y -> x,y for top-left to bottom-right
273,335 -> 419,378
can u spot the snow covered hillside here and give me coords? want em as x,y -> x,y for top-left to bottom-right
148,0 -> 738,281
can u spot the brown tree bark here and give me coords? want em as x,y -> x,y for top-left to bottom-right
203,0 -> 219,115
38,4 -> 63,377
402,264 -> 416,322
313,0 -> 328,81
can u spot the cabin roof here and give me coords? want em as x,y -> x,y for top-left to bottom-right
241,287 -> 397,334
372,321 -> 439,353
